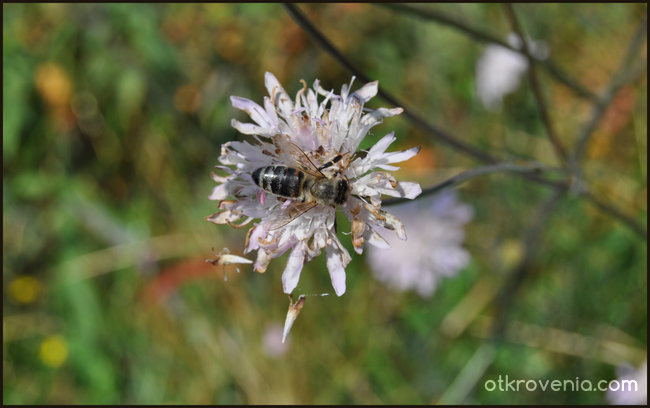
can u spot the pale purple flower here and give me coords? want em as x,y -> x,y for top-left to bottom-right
607,360 -> 647,405
367,192 -> 473,298
207,72 -> 421,296
476,33 -> 549,110
262,324 -> 289,358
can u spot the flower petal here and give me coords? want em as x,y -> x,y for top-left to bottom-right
230,96 -> 276,128
326,244 -> 348,296
360,107 -> 403,128
231,119 -> 276,137
254,249 -> 272,273
205,210 -> 241,225
264,72 -> 294,117
282,295 -> 305,343
350,133 -> 420,175
395,181 -> 422,199
351,80 -> 378,102
218,254 -> 253,265
382,146 -> 421,164
366,229 -> 390,249
367,132 -> 396,157
383,211 -> 406,239
245,225 -> 267,253
353,172 -> 422,199
282,244 -> 306,294
263,96 -> 279,125
208,183 -> 229,201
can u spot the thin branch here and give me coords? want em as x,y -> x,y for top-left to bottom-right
573,63 -> 647,169
378,3 -> 512,49
383,162 -> 563,206
503,4 -> 570,167
567,14 -> 647,230
572,13 -> 648,164
283,4 -> 647,240
376,3 -> 599,101
384,162 -> 647,239
541,60 -> 600,102
579,189 -> 648,238
283,3 -> 499,164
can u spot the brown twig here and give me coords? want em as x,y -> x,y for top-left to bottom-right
376,3 -> 599,101
383,162 -> 563,206
566,13 -> 648,237
282,3 -> 499,164
572,13 -> 648,164
503,4 -> 570,167
283,3 -> 647,240
579,189 -> 647,238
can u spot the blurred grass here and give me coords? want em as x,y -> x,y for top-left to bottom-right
3,3 -> 647,404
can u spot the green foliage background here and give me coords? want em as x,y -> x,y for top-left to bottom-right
3,3 -> 647,404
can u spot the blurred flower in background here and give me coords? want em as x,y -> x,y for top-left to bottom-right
607,360 -> 647,405
8,275 -> 42,305
33,61 -> 75,132
367,191 -> 473,298
39,335 -> 68,368
261,323 -> 289,358
476,33 -> 549,110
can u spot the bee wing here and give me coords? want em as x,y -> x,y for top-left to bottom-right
264,201 -> 318,231
273,135 -> 325,178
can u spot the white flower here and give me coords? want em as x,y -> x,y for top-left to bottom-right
207,72 -> 421,296
476,33 -> 549,110
607,360 -> 647,405
367,191 -> 473,298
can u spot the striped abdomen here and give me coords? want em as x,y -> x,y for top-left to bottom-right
252,166 -> 305,200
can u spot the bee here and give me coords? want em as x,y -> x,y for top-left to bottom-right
251,141 -> 351,229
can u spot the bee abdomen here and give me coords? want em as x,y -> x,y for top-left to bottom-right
251,167 -> 263,186
253,166 -> 304,199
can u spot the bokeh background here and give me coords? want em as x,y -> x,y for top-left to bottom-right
3,3 -> 647,404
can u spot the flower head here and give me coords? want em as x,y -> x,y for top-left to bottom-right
207,72 -> 421,296
262,323 -> 290,358
607,360 -> 647,405
476,33 -> 549,110
367,191 -> 473,298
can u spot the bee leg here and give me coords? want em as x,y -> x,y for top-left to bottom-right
318,154 -> 343,171
333,216 -> 338,234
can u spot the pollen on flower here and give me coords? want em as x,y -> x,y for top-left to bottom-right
207,72 -> 422,297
